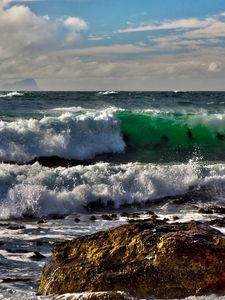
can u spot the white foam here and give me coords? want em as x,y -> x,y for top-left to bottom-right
0,110 -> 125,162
0,91 -> 24,98
0,160 -> 203,219
98,91 -> 118,95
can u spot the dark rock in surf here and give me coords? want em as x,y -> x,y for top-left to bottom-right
90,215 -> 97,221
198,207 -> 214,214
50,214 -> 66,220
29,251 -> 46,260
198,206 -> 225,215
208,217 -> 225,227
7,224 -> 26,230
74,218 -> 81,223
28,155 -> 93,168
101,214 -> 113,221
38,220 -> 225,298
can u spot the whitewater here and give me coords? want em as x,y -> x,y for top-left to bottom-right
0,91 -> 225,300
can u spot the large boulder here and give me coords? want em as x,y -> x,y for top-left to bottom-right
38,220 -> 225,299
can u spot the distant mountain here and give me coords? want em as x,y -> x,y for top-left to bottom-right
2,79 -> 39,91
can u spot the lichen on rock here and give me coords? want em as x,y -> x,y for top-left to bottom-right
38,220 -> 225,299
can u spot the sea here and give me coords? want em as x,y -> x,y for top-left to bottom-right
0,91 -> 225,300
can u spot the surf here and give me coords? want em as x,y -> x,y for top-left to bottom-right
0,91 -> 24,98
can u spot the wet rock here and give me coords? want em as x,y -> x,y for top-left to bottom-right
208,217 -> 225,227
38,220 -> 225,298
131,213 -> 140,218
90,216 -> 97,221
29,251 -> 46,260
111,214 -> 118,219
0,223 -> 10,227
127,218 -> 136,224
101,215 -> 113,221
7,224 -> 26,230
22,213 -> 35,219
74,218 -> 81,223
198,206 -> 225,215
211,206 -> 225,214
121,212 -> 129,217
145,210 -> 155,216
198,208 -> 214,214
173,216 -> 180,221
86,200 -> 114,211
50,214 -> 66,220
37,219 -> 47,224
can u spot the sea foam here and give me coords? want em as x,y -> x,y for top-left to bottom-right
0,160 -> 208,219
0,110 -> 125,162
0,91 -> 24,98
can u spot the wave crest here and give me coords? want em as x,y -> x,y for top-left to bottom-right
0,110 -> 125,162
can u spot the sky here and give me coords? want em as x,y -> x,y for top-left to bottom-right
1,0 -> 225,90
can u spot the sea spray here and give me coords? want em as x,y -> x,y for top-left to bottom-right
0,110 -> 125,162
0,160 -> 223,219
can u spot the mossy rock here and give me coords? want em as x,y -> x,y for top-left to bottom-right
38,220 -> 225,299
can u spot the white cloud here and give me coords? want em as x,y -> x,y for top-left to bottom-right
63,16 -> 88,43
118,17 -> 214,33
0,1 -> 88,58
64,16 -> 88,31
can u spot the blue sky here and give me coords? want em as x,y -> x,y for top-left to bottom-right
1,0 -> 225,90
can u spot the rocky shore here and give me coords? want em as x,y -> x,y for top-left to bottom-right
38,219 -> 225,299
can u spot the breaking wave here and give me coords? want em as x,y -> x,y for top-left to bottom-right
0,91 -> 24,98
0,110 -> 125,162
0,159 -> 225,219
2,108 -> 225,163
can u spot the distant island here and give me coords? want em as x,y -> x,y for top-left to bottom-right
1,79 -> 39,91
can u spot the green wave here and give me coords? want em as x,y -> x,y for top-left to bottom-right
116,111 -> 225,161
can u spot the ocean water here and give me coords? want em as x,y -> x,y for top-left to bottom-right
0,91 -> 225,300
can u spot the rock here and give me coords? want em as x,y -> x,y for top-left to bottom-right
38,220 -> 225,299
111,214 -> 118,219
210,206 -> 225,214
74,218 -> 81,223
198,206 -> 225,215
131,213 -> 140,218
198,208 -> 214,214
90,216 -> 97,221
28,155 -> 93,168
208,217 -> 225,227
7,224 -> 26,230
37,219 -> 47,224
121,212 -> 129,217
50,214 -> 65,220
101,215 -> 113,221
29,251 -> 46,260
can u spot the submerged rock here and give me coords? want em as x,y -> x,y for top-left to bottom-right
38,220 -> 225,299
